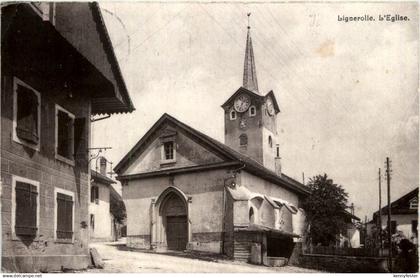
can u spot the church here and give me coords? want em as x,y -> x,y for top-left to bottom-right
114,24 -> 309,265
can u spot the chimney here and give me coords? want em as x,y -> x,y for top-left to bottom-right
100,157 -> 107,176
275,144 -> 281,176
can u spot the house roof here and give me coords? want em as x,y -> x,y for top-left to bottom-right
1,3 -> 135,115
342,210 -> 361,222
114,113 -> 310,196
373,187 -> 418,217
89,2 -> 135,115
91,169 -> 116,185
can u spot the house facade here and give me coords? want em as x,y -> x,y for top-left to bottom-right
372,187 -> 418,242
1,2 -> 134,272
115,26 -> 309,265
90,159 -> 116,242
90,157 -> 125,242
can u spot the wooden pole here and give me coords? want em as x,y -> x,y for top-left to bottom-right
379,168 -> 383,251
386,157 -> 392,272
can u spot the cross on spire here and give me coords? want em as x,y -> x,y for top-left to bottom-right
243,13 -> 259,93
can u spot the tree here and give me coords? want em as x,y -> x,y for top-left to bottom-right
110,197 -> 126,224
302,174 -> 349,246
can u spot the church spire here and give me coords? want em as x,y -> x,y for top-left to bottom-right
243,13 -> 259,93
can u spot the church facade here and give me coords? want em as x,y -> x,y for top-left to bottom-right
115,26 -> 309,264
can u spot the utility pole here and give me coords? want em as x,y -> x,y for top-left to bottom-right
385,157 -> 392,272
302,172 -> 305,185
379,168 -> 383,252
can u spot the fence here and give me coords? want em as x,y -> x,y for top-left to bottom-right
305,245 -> 381,257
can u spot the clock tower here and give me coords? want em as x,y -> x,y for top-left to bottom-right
221,21 -> 281,173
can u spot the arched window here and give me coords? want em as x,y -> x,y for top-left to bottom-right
239,134 -> 248,146
249,106 -> 256,117
249,207 -> 255,224
230,110 -> 237,120
268,136 -> 273,148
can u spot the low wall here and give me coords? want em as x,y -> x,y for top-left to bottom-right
297,253 -> 387,273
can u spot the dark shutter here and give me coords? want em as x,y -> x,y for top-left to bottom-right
73,117 -> 86,158
15,182 -> 37,236
90,186 -> 95,203
16,85 -> 39,144
95,186 -> 99,204
56,192 -> 73,239
57,111 -> 73,159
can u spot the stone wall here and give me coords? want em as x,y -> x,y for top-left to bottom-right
1,74 -> 91,272
296,253 -> 388,273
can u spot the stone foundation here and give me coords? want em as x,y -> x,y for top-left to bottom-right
126,235 -> 151,249
2,255 -> 90,273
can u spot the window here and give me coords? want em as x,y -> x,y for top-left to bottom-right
239,134 -> 248,146
13,77 -> 41,150
13,177 -> 39,238
230,110 -> 237,120
249,106 -> 256,117
91,185 -> 99,204
410,197 -> 418,209
387,220 -> 397,234
161,141 -> 176,163
90,214 -> 95,231
55,188 -> 74,241
249,208 -> 255,224
268,136 -> 273,148
412,220 -> 418,236
55,105 -> 75,163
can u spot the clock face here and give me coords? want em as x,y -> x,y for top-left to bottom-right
234,94 -> 251,113
266,97 -> 275,116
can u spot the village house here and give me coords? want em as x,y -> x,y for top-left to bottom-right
1,2 -> 134,272
90,157 -> 126,242
372,187 -> 418,243
339,210 -> 361,248
114,25 -> 309,265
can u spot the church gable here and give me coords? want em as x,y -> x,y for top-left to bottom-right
121,121 -> 226,176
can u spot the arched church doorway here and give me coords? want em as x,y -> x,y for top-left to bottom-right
161,193 -> 188,251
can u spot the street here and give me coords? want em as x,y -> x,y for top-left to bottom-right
87,241 -> 319,273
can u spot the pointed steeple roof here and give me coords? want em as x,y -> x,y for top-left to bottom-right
243,22 -> 259,93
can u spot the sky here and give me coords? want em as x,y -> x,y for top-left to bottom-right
92,2 -> 419,220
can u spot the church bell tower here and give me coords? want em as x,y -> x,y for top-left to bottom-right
221,15 -> 281,173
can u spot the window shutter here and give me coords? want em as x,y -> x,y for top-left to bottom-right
65,197 -> 73,238
57,111 -> 74,159
57,193 -> 73,239
91,186 -> 95,203
16,85 -> 39,144
74,117 -> 86,157
95,186 -> 99,204
15,182 -> 37,236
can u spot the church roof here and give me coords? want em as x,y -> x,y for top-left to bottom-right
114,113 -> 310,196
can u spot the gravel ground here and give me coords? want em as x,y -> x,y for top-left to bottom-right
86,240 -> 320,273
